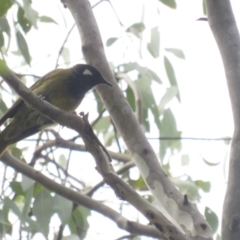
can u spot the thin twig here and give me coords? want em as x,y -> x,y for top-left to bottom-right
111,118 -> 122,153
55,23 -> 76,69
148,137 -> 232,141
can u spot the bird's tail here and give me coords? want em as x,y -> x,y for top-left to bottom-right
0,129 -> 10,157
0,142 -> 8,157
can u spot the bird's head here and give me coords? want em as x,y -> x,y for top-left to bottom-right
72,64 -> 112,90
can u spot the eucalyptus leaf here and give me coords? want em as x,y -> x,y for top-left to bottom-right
21,175 -> 34,192
16,30 -> 31,65
159,0 -> 177,9
205,207 -> 219,233
106,37 -> 118,47
61,47 -> 70,64
147,27 -> 160,58
135,76 -> 161,132
160,108 -> 181,160
32,189 -> 54,237
63,235 -> 80,240
126,22 -> 145,38
0,17 -> 10,35
202,0 -> 207,15
158,86 -> 178,113
0,0 -> 13,18
119,62 -> 161,84
0,31 -> 4,48
165,48 -> 185,59
164,56 -> 180,101
171,176 -> 201,201
53,195 -> 72,225
68,206 -> 90,239
39,16 -> 57,24
195,180 -> 211,192
22,0 -> 39,28
17,7 -> 32,33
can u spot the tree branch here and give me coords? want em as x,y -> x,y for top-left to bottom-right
0,151 -> 163,239
205,1 -> 240,239
64,0 -> 212,238
0,61 -> 175,238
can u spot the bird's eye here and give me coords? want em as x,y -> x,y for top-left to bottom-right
83,69 -> 93,76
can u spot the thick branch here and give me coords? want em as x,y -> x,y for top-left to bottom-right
64,0 -> 212,238
0,152 -> 163,239
205,1 -> 240,240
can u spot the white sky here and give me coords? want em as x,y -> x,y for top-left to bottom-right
2,0 -> 240,239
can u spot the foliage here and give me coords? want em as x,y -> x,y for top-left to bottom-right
0,0 -> 222,239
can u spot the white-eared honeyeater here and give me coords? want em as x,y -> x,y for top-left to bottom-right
0,64 -> 111,156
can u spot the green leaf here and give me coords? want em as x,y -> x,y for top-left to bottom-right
104,131 -> 115,147
62,235 -> 80,240
202,0 -> 207,15
0,211 -> 9,225
160,109 -> 181,160
0,98 -> 8,117
32,189 -> 54,237
17,7 -> 32,33
159,0 -> 177,9
22,0 -> 39,28
58,154 -> 67,169
106,37 -> 118,47
216,234 -> 221,240
93,91 -> 104,113
4,197 -> 22,219
53,195 -> 72,225
158,86 -> 178,114
165,48 -> 185,59
21,186 -> 33,221
147,68 -> 162,84
0,17 -> 10,52
164,56 -> 180,101
147,27 -> 160,58
205,207 -> 218,233
21,175 -> 34,192
195,180 -> 211,192
0,0 -> 13,18
181,154 -> 190,166
202,157 -> 221,166
131,176 -> 148,191
161,109 -> 177,137
61,47 -> 70,64
10,181 -> 24,195
0,17 -> 10,35
0,31 -> 4,48
126,86 -> 136,111
171,176 -> 200,201
119,62 -> 161,84
16,30 -> 31,65
10,145 -> 22,159
39,16 -> 57,24
126,22 -> 145,38
93,116 -> 110,134
68,206 -> 90,239
135,75 -> 161,132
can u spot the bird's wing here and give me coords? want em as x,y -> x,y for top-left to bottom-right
0,68 -> 65,127
0,99 -> 24,126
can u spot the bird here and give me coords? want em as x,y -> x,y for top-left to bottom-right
0,64 -> 112,156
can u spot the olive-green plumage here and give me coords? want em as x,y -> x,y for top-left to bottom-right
0,64 -> 111,156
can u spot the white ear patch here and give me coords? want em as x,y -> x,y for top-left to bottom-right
83,69 -> 93,76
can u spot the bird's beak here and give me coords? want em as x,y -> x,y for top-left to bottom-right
100,77 -> 112,87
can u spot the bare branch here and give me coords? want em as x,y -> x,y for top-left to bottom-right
206,1 -> 240,239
